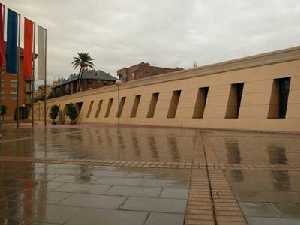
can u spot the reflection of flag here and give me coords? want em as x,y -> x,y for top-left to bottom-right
6,9 -> 18,74
0,4 -> 5,68
23,18 -> 33,80
38,26 -> 46,80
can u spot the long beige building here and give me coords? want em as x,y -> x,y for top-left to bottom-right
34,46 -> 300,132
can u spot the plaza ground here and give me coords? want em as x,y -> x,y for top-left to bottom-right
0,124 -> 300,225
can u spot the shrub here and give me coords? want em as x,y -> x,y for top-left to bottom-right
49,105 -> 60,124
65,103 -> 78,124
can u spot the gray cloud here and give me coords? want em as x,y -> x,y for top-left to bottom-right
4,0 -> 300,82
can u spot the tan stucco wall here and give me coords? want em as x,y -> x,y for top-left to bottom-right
36,46 -> 300,132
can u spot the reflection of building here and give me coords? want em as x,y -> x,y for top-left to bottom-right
50,70 -> 116,98
117,62 -> 183,82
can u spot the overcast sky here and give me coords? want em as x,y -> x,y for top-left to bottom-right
3,0 -> 300,82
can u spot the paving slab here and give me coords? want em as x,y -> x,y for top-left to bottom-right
121,197 -> 187,213
240,202 -> 280,217
274,203 -> 300,218
54,183 -> 111,195
107,185 -> 161,197
60,193 -> 126,209
144,212 -> 184,225
160,188 -> 189,199
65,208 -> 147,225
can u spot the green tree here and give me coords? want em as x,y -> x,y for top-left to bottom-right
49,105 -> 60,124
71,53 -> 95,92
0,105 -> 7,121
65,103 -> 78,124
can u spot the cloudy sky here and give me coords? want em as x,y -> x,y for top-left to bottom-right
3,0 -> 300,82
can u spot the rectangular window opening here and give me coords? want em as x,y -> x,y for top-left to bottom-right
86,100 -> 94,118
193,87 -> 209,119
167,90 -> 182,119
75,102 -> 83,114
131,95 -> 141,118
147,93 -> 159,118
95,100 -> 103,118
104,98 -> 113,118
268,77 -> 290,119
116,97 -> 126,118
225,83 -> 244,119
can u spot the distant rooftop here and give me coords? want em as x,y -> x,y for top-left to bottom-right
55,70 -> 117,86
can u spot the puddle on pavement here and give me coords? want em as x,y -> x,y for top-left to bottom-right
1,127 -> 300,225
0,162 -> 189,225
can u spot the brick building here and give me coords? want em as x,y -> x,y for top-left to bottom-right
0,50 -> 33,121
117,62 -> 183,82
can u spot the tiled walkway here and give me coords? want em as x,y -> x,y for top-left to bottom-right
1,126 -> 300,225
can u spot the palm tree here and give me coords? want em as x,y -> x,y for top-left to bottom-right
72,53 -> 95,92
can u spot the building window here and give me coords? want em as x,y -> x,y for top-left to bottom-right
105,98 -> 113,118
131,95 -> 141,118
75,102 -> 83,114
95,100 -> 103,118
193,87 -> 209,119
167,90 -> 181,119
116,97 -> 126,118
147,93 -> 159,118
268,77 -> 290,119
86,100 -> 94,118
225,83 -> 244,119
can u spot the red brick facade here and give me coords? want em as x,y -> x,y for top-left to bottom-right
117,62 -> 183,82
0,56 -> 31,121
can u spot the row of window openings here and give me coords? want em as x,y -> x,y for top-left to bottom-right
85,77 -> 291,120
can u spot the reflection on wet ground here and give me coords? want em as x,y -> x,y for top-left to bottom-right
0,163 -> 189,225
1,126 -> 300,225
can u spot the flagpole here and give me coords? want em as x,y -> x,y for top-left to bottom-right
31,22 -> 35,128
0,4 -> 4,130
16,13 -> 21,128
43,28 -> 47,127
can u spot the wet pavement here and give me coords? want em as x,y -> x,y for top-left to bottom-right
0,125 -> 300,225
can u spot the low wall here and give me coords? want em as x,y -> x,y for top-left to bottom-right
35,46 -> 300,132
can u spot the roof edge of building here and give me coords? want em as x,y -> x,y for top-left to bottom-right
47,45 -> 300,102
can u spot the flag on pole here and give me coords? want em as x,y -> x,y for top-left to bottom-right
38,25 -> 46,80
6,9 -> 18,74
23,18 -> 33,80
0,4 -> 5,67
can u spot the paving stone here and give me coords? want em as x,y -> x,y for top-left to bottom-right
55,183 -> 111,195
144,212 -> 184,225
160,188 -> 189,199
96,177 -> 144,186
240,202 -> 280,217
65,208 -> 147,225
247,217 -> 300,225
121,197 -> 187,213
107,185 -> 161,197
60,193 -> 125,209
274,203 -> 300,218
43,191 -> 73,204
33,205 -> 79,224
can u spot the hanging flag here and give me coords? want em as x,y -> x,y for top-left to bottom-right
6,9 -> 18,74
38,25 -> 46,80
0,3 -> 5,68
23,18 -> 33,80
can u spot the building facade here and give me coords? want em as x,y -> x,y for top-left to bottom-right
35,46 -> 300,133
0,53 -> 32,121
50,70 -> 116,98
117,62 -> 183,82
